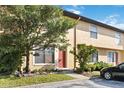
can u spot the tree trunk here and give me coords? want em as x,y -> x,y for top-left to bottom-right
18,65 -> 23,77
25,50 -> 30,73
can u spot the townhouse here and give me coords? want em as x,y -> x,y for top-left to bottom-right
27,10 -> 124,70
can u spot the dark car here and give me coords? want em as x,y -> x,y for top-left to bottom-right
100,63 -> 124,80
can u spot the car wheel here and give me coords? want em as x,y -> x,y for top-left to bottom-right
104,72 -> 112,80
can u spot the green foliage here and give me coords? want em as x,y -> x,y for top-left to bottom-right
0,5 -> 75,73
84,64 -> 96,72
0,33 -> 23,74
94,61 -> 113,71
0,5 -> 75,50
0,52 -> 21,74
70,44 -> 97,71
74,61 -> 113,73
74,67 -> 83,74
38,65 -> 55,74
0,50 -> 22,75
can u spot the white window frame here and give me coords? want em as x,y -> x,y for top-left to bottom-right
90,24 -> 98,39
32,48 -> 55,65
107,51 -> 116,63
115,32 -> 121,45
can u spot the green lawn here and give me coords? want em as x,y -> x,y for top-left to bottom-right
0,74 -> 74,88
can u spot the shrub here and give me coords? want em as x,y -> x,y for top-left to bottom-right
84,64 -> 96,72
70,44 -> 97,72
74,67 -> 83,74
94,61 -> 113,71
74,61 -> 113,73
38,68 -> 45,75
38,65 -> 55,74
74,64 -> 96,73
0,49 -> 22,75
31,69 -> 38,73
84,66 -> 91,72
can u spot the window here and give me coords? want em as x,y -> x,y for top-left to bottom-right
107,52 -> 116,62
34,48 -> 54,64
115,32 -> 121,45
35,50 -> 45,64
91,52 -> 98,62
90,25 -> 97,39
45,48 -> 54,63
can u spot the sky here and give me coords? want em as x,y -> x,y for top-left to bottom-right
60,5 -> 124,30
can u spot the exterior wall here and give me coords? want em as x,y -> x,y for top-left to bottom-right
75,21 -> 124,50
66,28 -> 75,69
24,49 -> 58,71
66,46 -> 124,68
27,20 -> 124,70
97,48 -> 123,65
66,21 -> 124,68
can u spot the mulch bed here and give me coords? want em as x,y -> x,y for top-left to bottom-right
82,72 -> 93,77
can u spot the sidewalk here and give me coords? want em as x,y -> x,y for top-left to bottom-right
66,73 -> 90,79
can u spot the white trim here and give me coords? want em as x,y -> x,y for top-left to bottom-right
107,51 -> 117,66
54,48 -> 59,69
33,63 -> 55,66
115,32 -> 121,45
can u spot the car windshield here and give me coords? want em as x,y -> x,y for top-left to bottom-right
117,63 -> 124,67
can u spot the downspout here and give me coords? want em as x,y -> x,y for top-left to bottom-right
74,17 -> 80,69
74,25 -> 76,69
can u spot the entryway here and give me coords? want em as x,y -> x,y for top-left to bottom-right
58,50 -> 66,68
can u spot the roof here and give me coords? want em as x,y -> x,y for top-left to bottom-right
63,10 -> 124,33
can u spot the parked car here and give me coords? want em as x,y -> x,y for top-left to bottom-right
100,63 -> 124,80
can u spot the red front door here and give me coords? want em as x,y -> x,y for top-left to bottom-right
58,51 -> 66,68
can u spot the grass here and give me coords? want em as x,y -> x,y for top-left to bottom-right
0,74 -> 74,88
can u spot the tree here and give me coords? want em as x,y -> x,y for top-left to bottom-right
70,44 -> 97,72
0,33 -> 23,74
0,5 -> 75,73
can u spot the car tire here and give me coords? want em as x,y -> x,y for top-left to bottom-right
103,71 -> 112,80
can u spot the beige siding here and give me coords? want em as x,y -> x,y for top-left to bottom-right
66,21 -> 124,68
66,28 -> 75,69
75,21 -> 124,50
28,20 -> 124,70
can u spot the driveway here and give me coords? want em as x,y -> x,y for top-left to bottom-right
20,73 -> 124,88
90,77 -> 124,88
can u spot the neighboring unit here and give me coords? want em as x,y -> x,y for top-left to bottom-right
25,11 -> 124,71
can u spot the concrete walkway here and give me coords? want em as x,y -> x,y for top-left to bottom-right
19,73 -> 109,88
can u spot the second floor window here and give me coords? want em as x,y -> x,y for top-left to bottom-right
115,32 -> 121,45
90,25 -> 97,39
